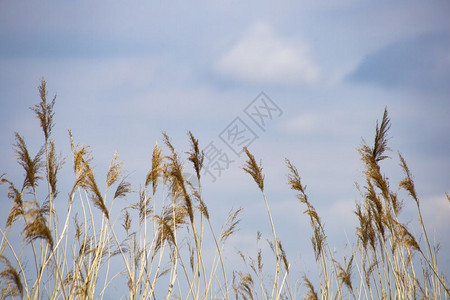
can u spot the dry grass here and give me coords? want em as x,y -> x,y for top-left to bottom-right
0,80 -> 448,299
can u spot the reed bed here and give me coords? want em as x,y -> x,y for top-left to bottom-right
0,80 -> 448,299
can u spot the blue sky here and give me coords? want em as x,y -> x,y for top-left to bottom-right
1,0 -> 449,296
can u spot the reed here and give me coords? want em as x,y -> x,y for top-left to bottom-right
0,80 -> 448,299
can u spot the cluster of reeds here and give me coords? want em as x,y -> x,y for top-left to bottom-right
234,109 -> 449,300
352,109 -> 449,299
287,109 -> 448,299
0,79 -> 242,299
0,80 -> 448,299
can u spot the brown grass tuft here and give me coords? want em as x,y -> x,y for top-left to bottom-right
31,78 -> 56,141
302,275 -> 318,300
398,152 -> 418,203
106,151 -> 124,189
145,142 -> 163,195
220,207 -> 242,242
14,133 -> 45,190
0,255 -> 23,298
187,131 -> 204,182
243,147 -> 264,191
233,272 -> 255,300
163,132 -> 194,223
23,204 -> 54,249
69,130 -> 109,219
47,138 -> 64,199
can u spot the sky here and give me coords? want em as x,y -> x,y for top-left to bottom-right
1,0 -> 450,297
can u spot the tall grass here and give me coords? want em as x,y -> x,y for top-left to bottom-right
0,80 -> 448,299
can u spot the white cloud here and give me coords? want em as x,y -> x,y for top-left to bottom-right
419,195 -> 450,231
281,113 -> 321,134
279,107 -> 374,137
215,22 -> 319,86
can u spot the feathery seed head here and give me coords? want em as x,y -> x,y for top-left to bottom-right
243,147 -> 264,191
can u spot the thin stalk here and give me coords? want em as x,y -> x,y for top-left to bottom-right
261,191 -> 280,300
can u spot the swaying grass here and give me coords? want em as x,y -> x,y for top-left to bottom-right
0,80 -> 448,299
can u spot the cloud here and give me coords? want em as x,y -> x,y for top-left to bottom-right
281,113 -> 321,134
215,22 -> 319,86
347,33 -> 450,92
418,195 -> 450,231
